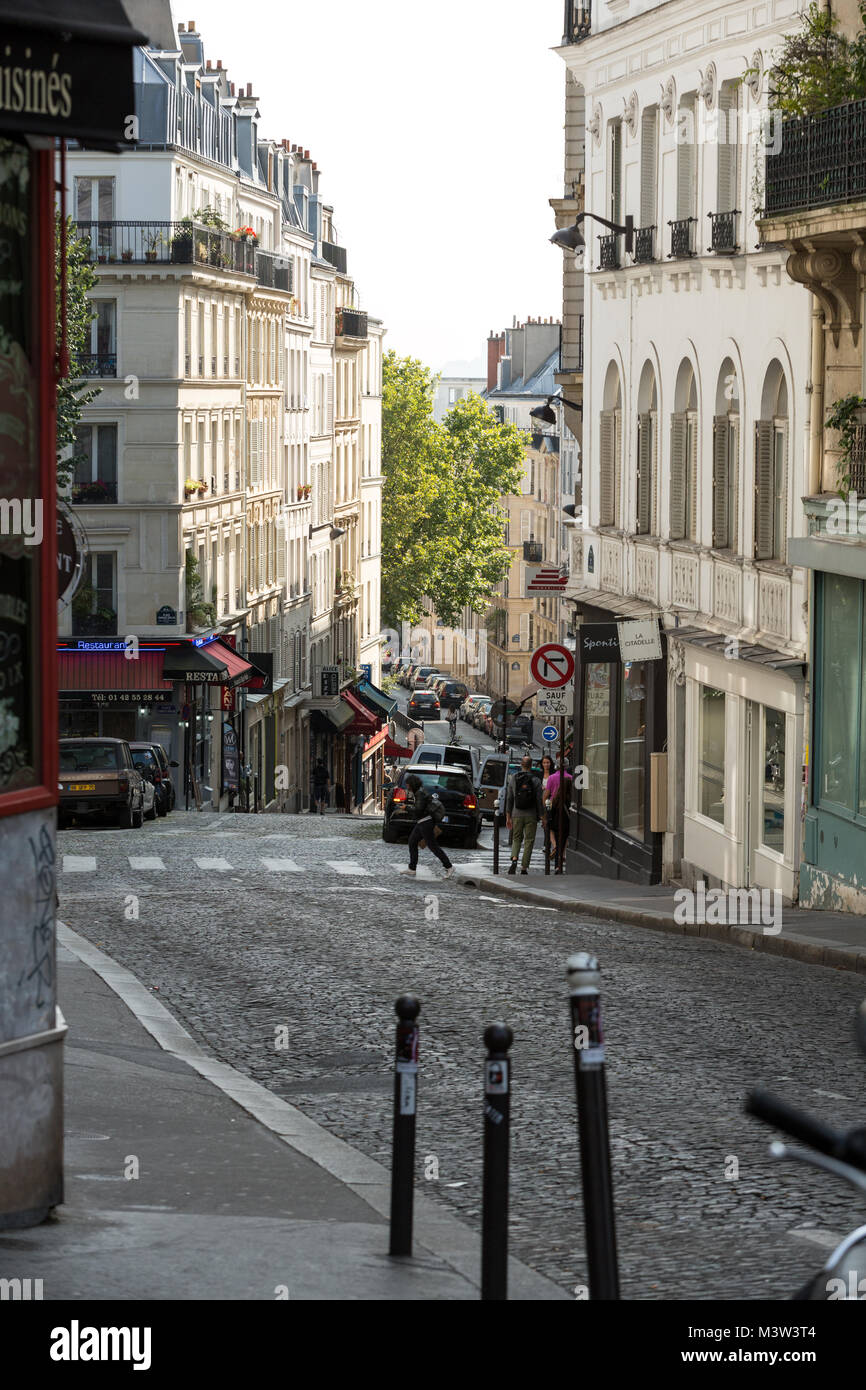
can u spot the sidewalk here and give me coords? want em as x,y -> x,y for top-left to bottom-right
0,926 -> 565,1301
454,864 -> 866,975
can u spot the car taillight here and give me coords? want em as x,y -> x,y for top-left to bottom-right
118,776 -> 129,791
392,788 -> 407,803
463,794 -> 477,809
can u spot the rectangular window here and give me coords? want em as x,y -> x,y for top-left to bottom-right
72,552 -> 117,635
88,300 -> 117,376
609,119 -> 622,226
699,685 -> 726,824
761,706 -> 786,853
73,424 -> 118,503
817,573 -> 861,815
618,662 -> 647,838
582,663 -> 611,820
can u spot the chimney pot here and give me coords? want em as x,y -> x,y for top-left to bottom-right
178,22 -> 185,31
304,149 -> 310,159
206,59 -> 211,69
188,19 -> 195,31
247,82 -> 252,97
217,60 -> 222,69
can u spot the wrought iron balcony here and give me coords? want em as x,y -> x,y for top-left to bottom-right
598,233 -> 620,270
850,424 -> 866,495
668,216 -> 697,258
78,353 -> 117,377
71,479 -> 117,504
563,0 -> 591,42
73,221 -> 257,274
634,225 -> 656,264
322,240 -> 347,273
336,308 -> 368,339
708,210 -> 740,253
764,98 -> 866,215
255,248 -> 292,291
523,540 -> 543,563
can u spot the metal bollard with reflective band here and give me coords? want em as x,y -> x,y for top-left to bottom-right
481,1021 -> 513,1300
492,809 -> 501,875
566,952 -> 620,1299
389,994 -> 420,1256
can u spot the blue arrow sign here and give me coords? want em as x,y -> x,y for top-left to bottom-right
542,725 -> 558,742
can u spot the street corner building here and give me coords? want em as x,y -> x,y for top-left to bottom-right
554,0 -> 815,897
0,0 -> 145,1228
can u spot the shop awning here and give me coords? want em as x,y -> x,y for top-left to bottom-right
58,646 -> 173,702
565,587 -> 663,618
0,2 -> 148,147
341,689 -> 379,735
357,679 -> 397,719
161,643 -> 230,685
311,703 -> 354,734
670,626 -> 807,675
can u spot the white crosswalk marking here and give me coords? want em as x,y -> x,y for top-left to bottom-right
63,856 -> 97,873
326,860 -> 371,876
128,857 -> 166,871
193,857 -> 233,872
260,858 -> 302,873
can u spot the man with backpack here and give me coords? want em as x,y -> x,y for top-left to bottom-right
504,755 -> 544,875
402,773 -> 454,878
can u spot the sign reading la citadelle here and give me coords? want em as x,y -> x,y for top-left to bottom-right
579,619 -> 663,664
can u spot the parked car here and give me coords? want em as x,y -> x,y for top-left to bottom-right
472,698 -> 494,734
411,665 -> 439,690
383,766 -> 481,847
407,742 -> 480,783
400,663 -> 416,688
438,679 -> 469,711
129,742 -> 175,817
460,693 -> 485,720
148,740 -> 179,810
408,690 -> 441,721
58,737 -> 145,829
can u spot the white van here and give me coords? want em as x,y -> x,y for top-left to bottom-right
407,742 -> 480,784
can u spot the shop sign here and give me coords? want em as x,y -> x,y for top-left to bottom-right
89,691 -> 164,706
221,685 -> 235,712
618,619 -> 663,663
56,503 -> 85,610
222,721 -> 239,791
320,665 -> 340,697
579,623 -> 620,662
156,606 -> 177,625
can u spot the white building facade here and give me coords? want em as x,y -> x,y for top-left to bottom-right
558,0 -> 810,895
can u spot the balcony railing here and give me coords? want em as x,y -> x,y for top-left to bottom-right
336,308 -> 368,339
850,424 -> 866,495
255,248 -> 292,292
598,233 -> 620,270
71,479 -> 117,505
78,353 -> 117,377
708,210 -> 740,253
72,611 -> 117,636
634,225 -> 656,264
564,0 -> 591,42
322,240 -> 347,273
764,98 -> 866,215
523,540 -> 543,563
668,216 -> 697,258
73,221 -> 257,274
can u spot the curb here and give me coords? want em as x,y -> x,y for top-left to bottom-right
57,922 -> 567,1301
454,872 -> 866,976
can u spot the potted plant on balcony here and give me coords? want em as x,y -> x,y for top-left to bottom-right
71,479 -> 112,504
826,394 -> 866,495
183,477 -> 207,500
121,249 -> 133,262
143,228 -> 165,261
302,483 -> 312,499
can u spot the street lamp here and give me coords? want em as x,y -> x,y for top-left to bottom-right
530,394 -> 583,426
551,211 -> 635,256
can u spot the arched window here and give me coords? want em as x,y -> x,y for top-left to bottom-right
670,359 -> 698,541
636,362 -> 658,535
755,362 -> 789,561
712,360 -> 740,551
599,363 -> 622,527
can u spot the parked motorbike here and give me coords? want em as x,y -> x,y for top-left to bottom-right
745,999 -> 866,1299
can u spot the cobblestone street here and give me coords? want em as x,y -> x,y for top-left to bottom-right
58,809 -> 866,1300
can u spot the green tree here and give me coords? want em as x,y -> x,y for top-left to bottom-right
764,2 -> 866,116
56,213 -> 100,487
381,351 -> 524,630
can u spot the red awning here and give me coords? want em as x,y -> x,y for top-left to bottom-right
59,648 -> 173,697
341,689 -> 378,734
209,639 -> 260,689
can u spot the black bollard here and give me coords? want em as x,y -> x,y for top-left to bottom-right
492,810 -> 501,875
389,994 -> 420,1256
481,1021 -> 513,1301
566,952 -> 619,1299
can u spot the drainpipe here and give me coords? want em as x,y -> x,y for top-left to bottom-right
808,297 -> 825,495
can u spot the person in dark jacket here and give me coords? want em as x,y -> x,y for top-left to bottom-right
311,759 -> 330,814
402,773 -> 454,878
504,755 -> 544,874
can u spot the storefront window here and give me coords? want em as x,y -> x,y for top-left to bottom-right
699,685 -> 725,824
761,707 -> 785,853
582,662 -> 610,820
618,662 -> 646,839
818,573 -> 861,814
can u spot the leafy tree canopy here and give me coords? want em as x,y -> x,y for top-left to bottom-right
381,351 -> 524,630
767,2 -> 866,116
56,214 -> 99,487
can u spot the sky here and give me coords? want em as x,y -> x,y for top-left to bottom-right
170,0 -> 566,376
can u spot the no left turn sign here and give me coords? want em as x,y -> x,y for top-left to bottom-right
530,642 -> 575,688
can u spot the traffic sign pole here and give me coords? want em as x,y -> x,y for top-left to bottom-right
557,714 -> 566,872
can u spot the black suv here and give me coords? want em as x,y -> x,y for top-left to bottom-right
383,767 -> 481,848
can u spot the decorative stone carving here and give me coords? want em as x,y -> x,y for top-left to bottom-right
668,638 -> 685,686
623,90 -> 639,137
698,61 -> 716,110
635,547 -> 658,601
660,76 -> 676,125
672,553 -> 698,609
744,50 -> 763,102
787,246 -> 862,348
588,102 -> 602,146
759,575 -> 790,639
600,538 -> 622,593
713,562 -> 740,624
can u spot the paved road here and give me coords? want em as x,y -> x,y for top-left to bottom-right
58,809 -> 866,1300
393,685 -> 544,756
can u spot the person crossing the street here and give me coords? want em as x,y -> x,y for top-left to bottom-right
311,759 -> 330,814
504,754 -> 544,875
402,773 -> 454,879
446,700 -> 459,743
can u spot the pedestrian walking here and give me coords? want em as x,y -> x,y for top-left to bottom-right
540,753 -> 555,862
504,755 -> 544,875
546,765 -> 574,872
402,773 -> 454,879
311,759 -> 330,814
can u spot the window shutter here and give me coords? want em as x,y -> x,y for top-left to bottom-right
640,108 -> 658,229
677,97 -> 696,220
519,612 -> 529,648
599,411 -> 615,526
687,414 -> 699,541
728,417 -> 739,551
669,413 -> 687,540
716,84 -> 738,214
327,374 -> 334,433
637,412 -> 652,534
614,409 -> 623,526
521,509 -> 530,542
609,121 -> 622,224
712,415 -> 729,549
754,420 -> 774,560
774,424 -> 788,562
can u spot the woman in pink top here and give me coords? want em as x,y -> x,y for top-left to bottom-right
546,767 -> 573,873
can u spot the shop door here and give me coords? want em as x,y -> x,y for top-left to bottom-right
745,700 -> 787,891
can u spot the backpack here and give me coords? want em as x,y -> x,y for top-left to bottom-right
429,795 -> 446,824
514,773 -> 536,812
